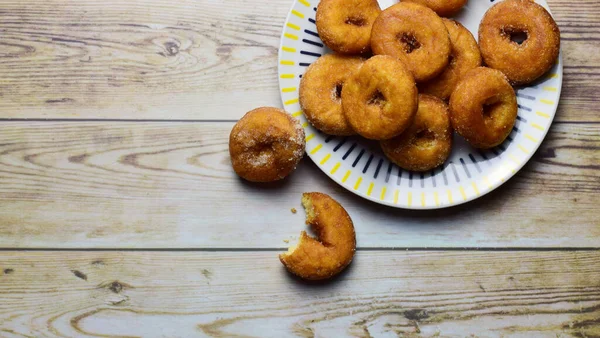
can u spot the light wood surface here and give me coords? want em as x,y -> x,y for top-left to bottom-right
0,251 -> 599,337
0,0 -> 598,336
0,122 -> 597,248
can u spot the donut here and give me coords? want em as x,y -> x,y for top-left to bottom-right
341,55 -> 418,140
479,0 -> 560,85
402,0 -> 467,17
419,19 -> 482,100
316,0 -> 381,55
449,67 -> 517,149
371,2 -> 451,82
299,54 -> 364,136
381,94 -> 453,172
280,192 -> 356,280
229,107 -> 305,182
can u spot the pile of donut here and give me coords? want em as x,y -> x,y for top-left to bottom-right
302,0 -> 560,171
228,0 -> 560,281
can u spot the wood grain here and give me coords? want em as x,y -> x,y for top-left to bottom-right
0,122 -> 597,249
0,0 -> 596,121
0,251 -> 598,337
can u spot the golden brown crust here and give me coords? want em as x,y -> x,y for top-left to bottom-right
299,54 -> 364,136
449,67 -> 517,149
229,107 -> 305,182
419,19 -> 482,100
371,2 -> 451,82
341,55 -> 418,140
280,192 -> 356,281
403,0 -> 467,17
381,95 -> 453,172
316,0 -> 381,55
478,0 -> 560,85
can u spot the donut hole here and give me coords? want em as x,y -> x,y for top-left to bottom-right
482,101 -> 505,123
412,129 -> 437,148
398,33 -> 421,54
332,82 -> 343,102
367,90 -> 386,106
345,16 -> 367,27
502,27 -> 528,45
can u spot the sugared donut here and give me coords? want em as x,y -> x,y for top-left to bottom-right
381,95 -> 453,172
479,0 -> 560,85
371,2 -> 451,82
280,192 -> 356,281
402,0 -> 467,17
341,55 -> 418,140
229,107 -> 305,182
316,0 -> 381,55
420,19 -> 482,100
450,67 -> 517,149
299,54 -> 364,136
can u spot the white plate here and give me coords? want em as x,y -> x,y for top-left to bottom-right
278,0 -> 563,209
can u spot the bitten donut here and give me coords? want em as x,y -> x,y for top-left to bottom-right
299,54 -> 364,136
342,55 -> 418,140
316,0 -> 381,54
280,192 -> 356,281
420,19 -> 482,100
371,2 -> 451,82
381,95 -> 453,172
450,67 -> 517,149
229,107 -> 305,182
479,0 -> 560,85
402,0 -> 467,17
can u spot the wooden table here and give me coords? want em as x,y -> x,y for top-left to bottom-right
0,0 -> 598,336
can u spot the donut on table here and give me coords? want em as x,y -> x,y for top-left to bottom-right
450,67 -> 517,149
420,19 -> 482,101
280,192 -> 356,281
402,0 -> 467,17
371,2 -> 451,82
479,0 -> 560,85
316,0 -> 381,55
229,107 -> 305,182
299,54 -> 364,136
341,55 -> 418,140
381,94 -> 453,172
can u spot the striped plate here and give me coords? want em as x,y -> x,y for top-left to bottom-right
278,0 -> 562,209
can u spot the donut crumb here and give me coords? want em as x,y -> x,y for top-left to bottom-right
291,208 -> 297,214
283,239 -> 290,243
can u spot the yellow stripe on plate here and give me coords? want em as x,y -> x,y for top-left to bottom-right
447,190 -> 453,204
292,110 -> 302,117
459,186 -> 467,201
305,134 -> 314,142
342,170 -> 351,183
536,111 -> 550,118
354,177 -> 363,190
434,192 -> 440,207
367,182 -> 374,196
310,144 -> 322,155
508,154 -> 520,164
542,86 -> 557,92
380,187 -> 387,201
393,190 -> 399,204
531,123 -> 545,131
525,134 -> 538,142
518,144 -> 530,154
299,0 -> 311,7
291,10 -> 304,18
285,98 -> 299,105
280,73 -> 295,79
281,87 -> 296,93
284,32 -> 299,40
301,122 -> 308,128
281,46 -> 296,53
320,153 -> 331,165
421,192 -> 426,207
286,22 -> 300,30
548,73 -> 558,79
472,182 -> 480,196
280,60 -> 294,66
330,162 -> 341,175
407,192 -> 413,207
540,99 -> 554,105
484,176 -> 492,189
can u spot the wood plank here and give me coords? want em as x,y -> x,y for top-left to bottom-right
0,122 -> 597,249
0,251 -> 598,337
0,0 -> 596,121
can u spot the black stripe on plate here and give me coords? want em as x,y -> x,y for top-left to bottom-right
299,62 -> 311,67
385,162 -> 393,183
301,50 -> 321,57
491,148 -> 500,157
459,158 -> 471,178
342,143 -> 356,160
396,167 -> 402,186
431,169 -> 436,188
302,39 -> 323,47
352,149 -> 365,167
441,163 -> 449,186
324,135 -> 335,143
450,162 -> 460,182
304,29 -> 320,38
409,172 -> 413,188
517,115 -> 527,122
373,159 -> 384,179
469,154 -> 482,173
333,138 -> 347,152
308,18 -> 316,24
518,104 -> 532,112
362,154 -> 374,173
498,143 -> 506,151
420,173 -> 425,188
513,125 -> 520,133
516,93 -> 535,100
